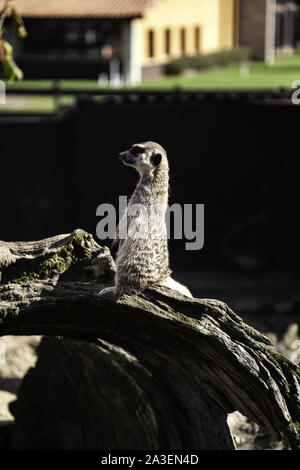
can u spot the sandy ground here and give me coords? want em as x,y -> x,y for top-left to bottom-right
0,326 -> 298,449
0,336 -> 41,421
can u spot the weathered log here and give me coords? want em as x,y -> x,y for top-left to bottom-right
0,229 -> 299,450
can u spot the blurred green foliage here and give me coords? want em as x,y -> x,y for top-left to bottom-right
165,47 -> 253,75
0,1 -> 27,80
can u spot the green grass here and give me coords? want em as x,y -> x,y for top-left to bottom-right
1,54 -> 300,113
1,94 -> 75,114
140,54 -> 300,90
5,79 -> 100,90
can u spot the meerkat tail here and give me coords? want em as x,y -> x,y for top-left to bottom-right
161,277 -> 193,298
98,286 -> 117,298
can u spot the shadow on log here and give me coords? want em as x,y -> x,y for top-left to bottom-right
0,229 -> 299,450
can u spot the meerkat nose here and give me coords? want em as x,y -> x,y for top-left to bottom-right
119,151 -> 126,159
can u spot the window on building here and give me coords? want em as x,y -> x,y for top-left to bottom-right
165,28 -> 171,55
180,28 -> 186,55
148,29 -> 155,58
194,26 -> 201,53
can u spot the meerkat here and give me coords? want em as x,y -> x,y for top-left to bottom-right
99,141 -> 192,298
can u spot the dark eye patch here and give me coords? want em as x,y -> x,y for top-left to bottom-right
150,153 -> 162,167
131,146 -> 144,156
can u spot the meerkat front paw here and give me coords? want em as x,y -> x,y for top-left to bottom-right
98,286 -> 117,298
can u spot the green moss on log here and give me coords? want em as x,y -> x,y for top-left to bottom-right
1,230 -> 103,283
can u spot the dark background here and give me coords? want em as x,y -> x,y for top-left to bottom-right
1,95 -> 299,274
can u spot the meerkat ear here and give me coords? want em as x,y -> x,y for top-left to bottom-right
150,153 -> 162,167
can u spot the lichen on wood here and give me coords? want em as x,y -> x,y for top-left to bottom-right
0,229 -> 299,450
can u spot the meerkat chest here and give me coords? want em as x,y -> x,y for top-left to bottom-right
126,188 -> 167,241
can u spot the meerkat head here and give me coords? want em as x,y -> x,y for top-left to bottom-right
119,141 -> 167,176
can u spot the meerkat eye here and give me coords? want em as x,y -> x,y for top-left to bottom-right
131,146 -> 144,156
150,153 -> 162,167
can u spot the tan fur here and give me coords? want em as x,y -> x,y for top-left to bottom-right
99,141 -> 192,298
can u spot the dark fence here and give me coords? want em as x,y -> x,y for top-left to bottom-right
0,90 -> 299,271
18,56 -> 110,80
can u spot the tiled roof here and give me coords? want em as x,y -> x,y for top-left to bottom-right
13,0 -> 156,18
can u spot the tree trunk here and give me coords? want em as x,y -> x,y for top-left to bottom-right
0,229 -> 299,450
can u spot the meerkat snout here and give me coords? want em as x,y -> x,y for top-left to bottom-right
119,151 -> 133,165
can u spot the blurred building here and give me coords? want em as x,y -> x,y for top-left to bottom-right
12,0 -> 238,83
11,0 -> 298,82
238,0 -> 298,63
